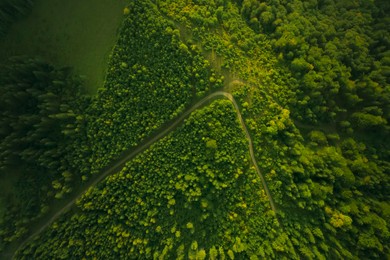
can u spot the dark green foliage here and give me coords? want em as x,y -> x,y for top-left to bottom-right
2,0 -> 389,259
242,85 -> 389,258
0,56 -> 89,251
240,0 -> 390,127
0,57 -> 88,171
0,0 -> 34,38
236,0 -> 390,258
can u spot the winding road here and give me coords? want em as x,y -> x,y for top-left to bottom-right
8,90 -> 276,259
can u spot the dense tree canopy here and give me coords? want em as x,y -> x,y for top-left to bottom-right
0,56 -> 89,251
17,100 -> 282,259
0,0 -> 388,259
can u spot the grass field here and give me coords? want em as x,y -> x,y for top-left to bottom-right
0,0 -> 127,94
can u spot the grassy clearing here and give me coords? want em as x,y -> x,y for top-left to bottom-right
0,0 -> 127,94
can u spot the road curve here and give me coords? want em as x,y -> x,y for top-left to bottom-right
10,91 -> 276,259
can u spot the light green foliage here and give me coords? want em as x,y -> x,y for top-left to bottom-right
237,0 -> 389,258
206,139 -> 218,149
308,131 -> 328,146
242,0 -> 390,126
85,0 -> 222,174
17,100 -> 278,258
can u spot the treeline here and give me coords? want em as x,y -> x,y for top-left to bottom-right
17,100 -> 283,259
0,57 -> 89,251
1,0 -> 225,254
0,0 -> 34,38
84,0 -> 223,176
5,0 -> 389,259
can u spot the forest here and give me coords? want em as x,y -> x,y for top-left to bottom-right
0,0 -> 389,259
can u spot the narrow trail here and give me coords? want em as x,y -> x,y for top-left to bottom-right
8,90 -> 277,259
222,92 -> 277,213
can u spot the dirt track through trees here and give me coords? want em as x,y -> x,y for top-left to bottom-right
7,90 -> 277,259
